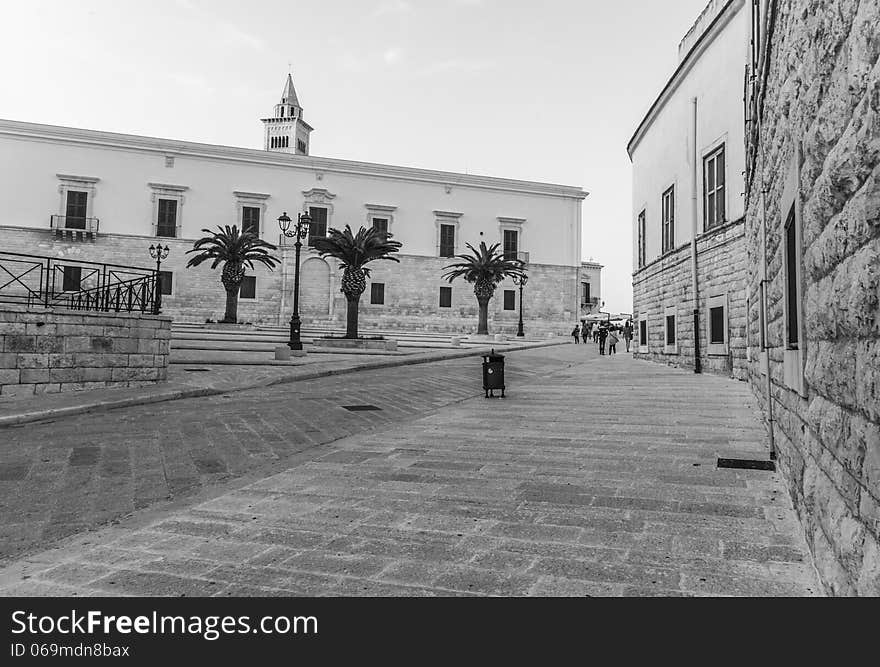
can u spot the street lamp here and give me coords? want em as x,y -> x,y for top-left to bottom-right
148,243 -> 170,314
512,251 -> 530,338
278,210 -> 312,351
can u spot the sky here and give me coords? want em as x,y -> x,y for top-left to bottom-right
0,0 -> 710,314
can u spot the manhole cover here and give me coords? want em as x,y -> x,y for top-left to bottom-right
717,458 -> 776,471
342,405 -> 382,412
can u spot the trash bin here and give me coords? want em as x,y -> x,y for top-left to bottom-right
482,349 -> 505,398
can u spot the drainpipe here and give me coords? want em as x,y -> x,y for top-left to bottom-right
691,97 -> 702,373
759,187 -> 777,460
279,235 -> 287,326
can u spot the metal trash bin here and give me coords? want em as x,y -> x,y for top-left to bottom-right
482,349 -> 505,398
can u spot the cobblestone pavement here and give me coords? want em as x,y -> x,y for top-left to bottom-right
0,344 -> 821,596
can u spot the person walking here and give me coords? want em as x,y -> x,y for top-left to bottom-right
598,324 -> 608,355
581,321 -> 590,344
571,324 -> 581,344
607,327 -> 619,356
592,322 -> 600,343
623,320 -> 633,352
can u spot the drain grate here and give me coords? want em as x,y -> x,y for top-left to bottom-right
184,368 -> 211,372
342,405 -> 382,412
717,458 -> 776,471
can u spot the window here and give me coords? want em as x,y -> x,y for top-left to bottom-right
503,290 -> 516,311
638,317 -> 648,352
439,286 -> 452,308
158,270 -> 173,296
239,276 -> 256,300
156,199 -> 178,237
297,139 -> 307,153
439,224 -> 456,258
65,191 -> 88,230
707,294 -> 728,355
308,207 -> 328,246
664,306 -> 677,354
784,206 -> 799,350
638,210 -> 646,268
62,266 -> 81,292
704,145 -> 726,229
503,229 -> 519,261
372,218 -> 388,237
370,282 -> 385,305
581,282 -> 591,307
242,206 -> 260,236
661,186 -> 675,254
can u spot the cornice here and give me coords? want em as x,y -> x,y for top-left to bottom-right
56,173 -> 100,183
0,119 -> 588,201
365,203 -> 397,213
433,210 -> 464,219
147,182 -> 189,192
626,0 -> 743,159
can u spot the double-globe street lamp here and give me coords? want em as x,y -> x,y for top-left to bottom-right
277,211 -> 313,351
511,273 -> 529,337
148,243 -> 170,314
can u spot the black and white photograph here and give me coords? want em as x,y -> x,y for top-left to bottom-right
0,0 -> 878,655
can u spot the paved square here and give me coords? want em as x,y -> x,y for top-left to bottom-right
0,345 -> 820,596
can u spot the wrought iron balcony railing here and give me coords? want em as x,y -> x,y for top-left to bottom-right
50,214 -> 100,239
0,251 -> 160,314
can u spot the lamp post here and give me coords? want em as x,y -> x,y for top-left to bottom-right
278,211 -> 312,351
512,274 -> 529,338
148,243 -> 170,314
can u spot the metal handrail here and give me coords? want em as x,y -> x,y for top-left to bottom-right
1,251 -> 159,313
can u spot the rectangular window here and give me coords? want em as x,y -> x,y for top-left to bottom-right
639,318 -> 648,351
239,276 -> 256,300
661,187 -> 675,254
704,145 -> 726,229
297,139 -> 307,153
242,206 -> 260,236
439,224 -> 456,258
637,210 -> 646,268
62,265 -> 82,292
370,282 -> 385,305
157,199 -> 178,238
710,306 -> 725,344
308,207 -> 328,246
503,230 -> 519,261
372,218 -> 388,237
503,290 -> 516,311
666,315 -> 676,345
158,270 -> 173,296
439,286 -> 452,308
581,282 -> 591,306
784,206 -> 799,349
65,191 -> 88,229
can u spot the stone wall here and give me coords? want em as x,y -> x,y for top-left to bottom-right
0,306 -> 170,398
632,218 -> 748,380
1,226 -> 580,336
745,0 -> 879,595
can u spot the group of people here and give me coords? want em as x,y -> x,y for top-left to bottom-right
571,319 -> 633,356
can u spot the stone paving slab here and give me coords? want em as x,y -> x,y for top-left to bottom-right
0,339 -> 564,428
0,344 -> 821,596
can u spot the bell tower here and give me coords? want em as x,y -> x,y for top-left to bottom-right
262,73 -> 313,155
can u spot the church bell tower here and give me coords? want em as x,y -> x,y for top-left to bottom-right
262,73 -> 313,155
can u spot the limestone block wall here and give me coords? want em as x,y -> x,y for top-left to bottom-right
0,306 -> 171,398
744,0 -> 879,595
632,219 -> 748,379
1,227 -> 580,336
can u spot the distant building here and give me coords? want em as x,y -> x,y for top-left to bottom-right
628,0 -> 748,378
0,75 -> 592,334
744,0 -> 879,596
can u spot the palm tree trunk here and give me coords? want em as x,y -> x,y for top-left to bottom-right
477,295 -> 490,335
223,288 -> 239,323
345,296 -> 360,339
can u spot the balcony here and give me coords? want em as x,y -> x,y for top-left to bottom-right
50,215 -> 99,240
580,296 -> 600,313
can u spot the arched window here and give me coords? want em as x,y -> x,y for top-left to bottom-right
280,107 -> 284,117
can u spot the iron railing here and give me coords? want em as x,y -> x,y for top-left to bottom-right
50,215 -> 100,237
0,251 -> 160,314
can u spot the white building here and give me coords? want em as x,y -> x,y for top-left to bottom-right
628,0 -> 749,377
0,75 -> 593,334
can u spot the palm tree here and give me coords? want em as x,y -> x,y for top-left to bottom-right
311,225 -> 403,338
185,225 -> 280,323
442,242 -> 526,335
